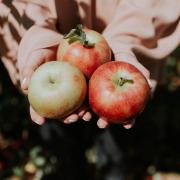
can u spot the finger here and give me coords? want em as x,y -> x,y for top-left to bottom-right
82,112 -> 92,121
77,105 -> 87,117
30,106 -> 45,125
63,114 -> 79,124
97,117 -> 109,129
21,78 -> 29,95
147,79 -> 157,95
20,48 -> 56,93
147,79 -> 153,89
19,46 -> 57,82
123,119 -> 135,129
20,49 -> 44,87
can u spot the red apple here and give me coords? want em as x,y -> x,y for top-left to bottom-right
57,24 -> 111,78
89,61 -> 150,124
28,61 -> 87,119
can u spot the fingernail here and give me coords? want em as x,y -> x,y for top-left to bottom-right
97,118 -> 108,129
98,122 -> 107,129
33,119 -> 44,125
123,124 -> 133,129
21,78 -> 27,89
69,119 -> 77,122
82,112 -> 91,121
123,119 -> 135,129
65,118 -> 77,124
147,79 -> 152,89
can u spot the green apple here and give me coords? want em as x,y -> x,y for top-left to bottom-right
28,61 -> 87,119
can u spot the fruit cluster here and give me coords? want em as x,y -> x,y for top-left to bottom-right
28,25 -> 150,125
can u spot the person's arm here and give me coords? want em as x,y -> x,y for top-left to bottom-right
98,0 -> 180,129
0,0 -> 62,87
103,0 -> 180,78
0,0 -> 91,125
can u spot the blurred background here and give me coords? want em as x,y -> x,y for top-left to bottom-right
0,47 -> 180,180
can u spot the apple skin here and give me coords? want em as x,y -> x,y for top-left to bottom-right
89,61 -> 150,123
57,28 -> 111,78
28,61 -> 87,119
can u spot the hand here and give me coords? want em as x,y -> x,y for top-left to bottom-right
63,105 -> 92,124
30,105 -> 92,125
97,117 -> 136,129
19,47 -> 92,125
19,46 -> 54,125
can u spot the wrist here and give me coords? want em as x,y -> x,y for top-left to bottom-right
114,51 -> 150,80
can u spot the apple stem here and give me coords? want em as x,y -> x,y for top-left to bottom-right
64,24 -> 94,47
116,77 -> 134,86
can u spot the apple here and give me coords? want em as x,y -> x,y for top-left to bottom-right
57,24 -> 111,78
28,61 -> 87,119
89,61 -> 150,123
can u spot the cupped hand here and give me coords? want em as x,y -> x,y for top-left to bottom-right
30,105 -> 92,125
19,47 -> 92,125
97,117 -> 136,129
95,52 -> 152,129
63,105 -> 92,124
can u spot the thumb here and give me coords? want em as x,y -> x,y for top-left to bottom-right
123,119 -> 136,129
30,106 -> 45,125
21,47 -> 57,94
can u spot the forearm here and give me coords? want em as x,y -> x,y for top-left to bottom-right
102,0 -> 180,90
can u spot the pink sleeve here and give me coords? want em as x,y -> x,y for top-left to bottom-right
0,0 -> 61,86
103,0 -> 180,65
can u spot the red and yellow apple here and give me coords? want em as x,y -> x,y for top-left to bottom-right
57,24 -> 111,78
89,61 -> 150,124
28,61 -> 87,119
